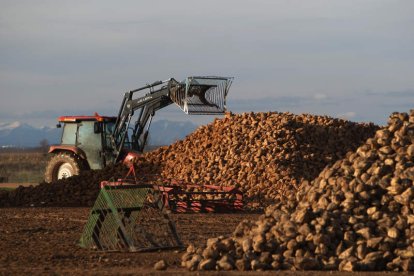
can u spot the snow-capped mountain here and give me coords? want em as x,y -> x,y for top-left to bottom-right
0,122 -> 61,147
0,120 -> 197,148
0,121 -> 23,132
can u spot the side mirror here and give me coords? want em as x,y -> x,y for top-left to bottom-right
94,122 -> 103,133
56,123 -> 62,128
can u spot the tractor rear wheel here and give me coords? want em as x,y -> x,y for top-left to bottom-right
44,152 -> 84,183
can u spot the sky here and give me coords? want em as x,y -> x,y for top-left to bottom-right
0,0 -> 413,127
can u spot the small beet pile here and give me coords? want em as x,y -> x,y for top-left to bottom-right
0,159 -> 164,208
0,164 -> 128,207
145,111 -> 378,203
181,110 -> 414,272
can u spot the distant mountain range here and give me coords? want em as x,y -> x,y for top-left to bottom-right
147,120 -> 197,146
0,120 -> 197,148
0,122 -> 60,148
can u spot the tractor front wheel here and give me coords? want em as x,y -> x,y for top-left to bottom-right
44,153 -> 84,183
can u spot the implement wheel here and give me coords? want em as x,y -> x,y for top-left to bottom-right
44,152 -> 84,183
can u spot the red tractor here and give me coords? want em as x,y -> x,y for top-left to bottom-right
44,76 -> 233,183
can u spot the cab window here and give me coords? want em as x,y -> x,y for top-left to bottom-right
61,123 -> 77,145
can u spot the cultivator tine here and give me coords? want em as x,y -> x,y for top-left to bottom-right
159,184 -> 244,213
170,76 -> 233,115
79,184 -> 182,252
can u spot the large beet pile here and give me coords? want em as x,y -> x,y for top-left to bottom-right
145,112 -> 378,202
0,111 -> 377,208
182,110 -> 414,272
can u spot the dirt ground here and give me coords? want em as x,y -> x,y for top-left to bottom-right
0,208 -> 407,275
0,208 -> 261,275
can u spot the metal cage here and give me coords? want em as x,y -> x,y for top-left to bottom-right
170,76 -> 233,115
79,184 -> 182,252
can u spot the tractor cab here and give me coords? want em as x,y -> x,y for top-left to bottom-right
45,115 -> 118,182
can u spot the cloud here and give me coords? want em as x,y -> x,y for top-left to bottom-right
1,1 -> 414,128
313,93 -> 327,100
364,89 -> 414,97
228,94 -> 340,112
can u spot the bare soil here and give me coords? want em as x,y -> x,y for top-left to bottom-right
0,208 -> 260,275
0,208 -> 406,275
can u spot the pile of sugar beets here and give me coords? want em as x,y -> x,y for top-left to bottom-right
181,110 -> 414,272
145,111 -> 378,203
0,111 -> 378,208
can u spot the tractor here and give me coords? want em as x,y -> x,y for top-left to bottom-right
44,76 -> 233,183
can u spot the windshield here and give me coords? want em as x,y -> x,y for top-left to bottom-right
105,121 -> 115,135
61,123 -> 77,145
103,121 -> 116,150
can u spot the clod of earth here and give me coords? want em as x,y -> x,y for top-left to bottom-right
154,259 -> 168,270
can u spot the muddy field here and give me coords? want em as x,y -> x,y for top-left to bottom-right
0,208 -> 260,274
0,208 -> 403,276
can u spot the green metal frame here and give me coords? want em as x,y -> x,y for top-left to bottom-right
79,184 -> 182,252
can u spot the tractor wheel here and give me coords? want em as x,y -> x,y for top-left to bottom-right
44,152 -> 84,183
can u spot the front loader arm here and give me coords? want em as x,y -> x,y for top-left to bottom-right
131,92 -> 173,152
111,76 -> 233,161
111,79 -> 176,160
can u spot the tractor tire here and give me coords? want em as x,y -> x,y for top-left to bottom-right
44,152 -> 84,183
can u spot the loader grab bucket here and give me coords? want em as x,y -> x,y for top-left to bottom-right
79,183 -> 182,252
170,76 -> 233,114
